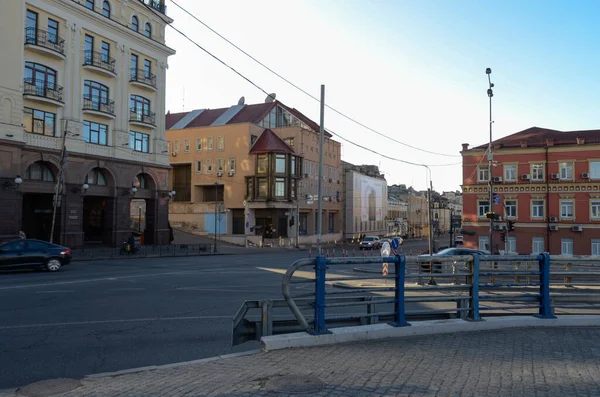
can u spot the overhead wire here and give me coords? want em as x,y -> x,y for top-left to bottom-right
168,0 -> 461,158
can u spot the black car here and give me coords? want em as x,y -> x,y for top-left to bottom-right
0,239 -> 72,272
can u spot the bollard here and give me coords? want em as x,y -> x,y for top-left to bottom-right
308,248 -> 312,258
565,262 -> 572,287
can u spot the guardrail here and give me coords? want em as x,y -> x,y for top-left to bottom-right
71,243 -> 212,261
232,254 -> 600,345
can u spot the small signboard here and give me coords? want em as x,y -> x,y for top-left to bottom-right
380,241 -> 391,275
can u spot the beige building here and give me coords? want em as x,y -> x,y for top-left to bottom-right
387,196 -> 408,237
0,0 -> 175,247
407,193 -> 430,238
165,99 -> 343,246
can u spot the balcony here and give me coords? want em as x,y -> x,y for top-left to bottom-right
23,78 -> 64,106
82,96 -> 116,119
24,132 -> 61,150
83,51 -> 116,77
140,0 -> 167,15
24,28 -> 66,59
130,69 -> 157,91
129,109 -> 156,127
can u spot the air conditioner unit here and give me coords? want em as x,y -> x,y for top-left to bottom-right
549,216 -> 558,222
227,171 -> 234,177
216,171 -> 223,177
494,224 -> 506,230
549,225 -> 559,231
582,172 -> 591,178
521,174 -> 531,180
572,225 -> 583,232
492,177 -> 503,183
551,173 -> 560,179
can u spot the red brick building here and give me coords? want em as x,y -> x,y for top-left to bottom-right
461,127 -> 600,256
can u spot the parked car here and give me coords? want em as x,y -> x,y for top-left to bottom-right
0,239 -> 72,272
419,247 -> 485,273
359,236 -> 381,250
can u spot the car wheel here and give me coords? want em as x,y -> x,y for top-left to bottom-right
46,258 -> 62,272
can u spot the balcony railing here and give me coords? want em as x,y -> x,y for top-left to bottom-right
23,78 -> 63,103
140,0 -> 167,15
129,109 -> 156,126
83,50 -> 116,74
83,96 -> 115,116
130,68 -> 157,88
24,27 -> 65,56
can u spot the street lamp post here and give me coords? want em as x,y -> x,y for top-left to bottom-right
214,182 -> 218,253
486,67 -> 494,254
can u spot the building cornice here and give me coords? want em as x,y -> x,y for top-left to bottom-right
462,183 -> 600,194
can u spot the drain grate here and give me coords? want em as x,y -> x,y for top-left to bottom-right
17,378 -> 82,397
264,375 -> 325,394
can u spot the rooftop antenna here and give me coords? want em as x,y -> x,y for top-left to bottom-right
238,96 -> 245,106
265,93 -> 276,103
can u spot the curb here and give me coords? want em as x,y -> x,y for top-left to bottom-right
260,315 -> 600,351
331,281 -> 395,289
84,349 -> 261,379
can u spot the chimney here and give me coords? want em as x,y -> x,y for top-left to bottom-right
577,136 -> 585,145
461,143 -> 469,151
545,138 -> 554,147
520,141 -> 528,148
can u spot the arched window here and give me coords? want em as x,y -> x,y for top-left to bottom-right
134,174 -> 148,189
85,168 -> 107,186
85,0 -> 94,10
25,161 -> 54,182
24,62 -> 57,90
144,23 -> 152,38
102,1 -> 110,18
131,16 -> 139,32
130,94 -> 151,115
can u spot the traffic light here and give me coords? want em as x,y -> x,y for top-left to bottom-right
507,221 -> 515,231
500,232 -> 506,242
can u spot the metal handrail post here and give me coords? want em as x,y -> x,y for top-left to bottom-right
536,253 -> 556,319
313,255 -> 329,334
469,254 -> 481,321
390,255 -> 410,327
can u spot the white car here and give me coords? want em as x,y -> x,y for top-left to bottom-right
359,236 -> 381,250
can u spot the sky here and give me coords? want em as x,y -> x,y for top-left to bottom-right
164,0 -> 600,193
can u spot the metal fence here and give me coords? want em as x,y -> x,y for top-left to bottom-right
71,243 -> 212,261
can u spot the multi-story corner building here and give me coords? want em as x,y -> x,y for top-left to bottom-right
442,191 -> 463,216
165,99 -> 343,245
462,127 -> 600,255
0,0 -> 175,247
342,162 -> 388,239
406,193 -> 429,238
386,196 -> 408,237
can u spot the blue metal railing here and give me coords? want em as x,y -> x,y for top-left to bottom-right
282,253 -> 561,336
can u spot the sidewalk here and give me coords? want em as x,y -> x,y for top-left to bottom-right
6,327 -> 600,397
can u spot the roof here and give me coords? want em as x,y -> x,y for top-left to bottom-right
471,126 -> 600,150
249,129 -> 296,155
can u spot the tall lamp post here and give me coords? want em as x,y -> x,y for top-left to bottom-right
486,67 -> 494,254
214,181 -> 219,253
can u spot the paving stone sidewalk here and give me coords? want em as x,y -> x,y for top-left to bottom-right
5,327 -> 600,397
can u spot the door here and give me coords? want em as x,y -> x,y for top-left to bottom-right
278,217 -> 288,238
0,241 -> 28,269
24,240 -> 52,266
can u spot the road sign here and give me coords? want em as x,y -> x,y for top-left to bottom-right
391,237 -> 403,249
380,241 -> 391,275
382,263 -> 389,276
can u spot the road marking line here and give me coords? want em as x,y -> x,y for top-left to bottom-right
35,290 -> 75,294
107,288 -> 146,291
0,315 -> 233,330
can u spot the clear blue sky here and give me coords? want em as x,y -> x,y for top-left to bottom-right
165,0 -> 600,192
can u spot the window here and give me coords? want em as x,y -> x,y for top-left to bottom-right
592,240 -> 600,256
505,200 -> 517,218
504,164 -> 517,181
291,156 -> 296,176
84,34 -> 94,63
478,200 -> 489,217
101,41 -> 110,63
291,179 -> 296,200
478,166 -> 489,182
478,236 -> 489,252
130,94 -> 151,115
183,139 -> 190,152
506,237 -> 516,254
23,108 -> 55,136
173,140 -> 180,153
275,154 -> 286,173
47,19 -> 59,44
206,159 -> 213,174
85,0 -> 94,10
275,178 -> 285,197
207,137 -> 213,151
131,16 -> 139,31
83,121 -> 108,145
131,54 -> 138,78
591,161 -> 600,179
25,162 -> 54,181
532,200 -> 545,218
102,1 -> 111,17
24,62 -> 57,91
531,164 -> 544,180
250,134 -> 258,146
228,158 -> 236,172
134,174 -> 147,189
196,137 -> 202,151
26,10 -> 38,31
129,131 -> 149,153
217,158 -> 225,172
258,178 -> 268,197
591,200 -> 600,219
284,137 -> 294,147
561,238 -> 573,256
143,59 -> 151,78
532,237 -> 545,254
85,168 -> 107,185
145,22 -> 152,38
217,136 -> 224,151
559,162 -> 573,180
560,200 -> 574,219
195,160 -> 202,173
84,80 -> 109,108
257,155 -> 267,173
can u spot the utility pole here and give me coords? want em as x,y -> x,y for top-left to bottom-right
486,68 -> 494,254
50,121 -> 68,244
295,198 -> 300,248
449,208 -> 453,247
316,85 -> 325,254
214,181 -> 218,253
427,180 -> 435,285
